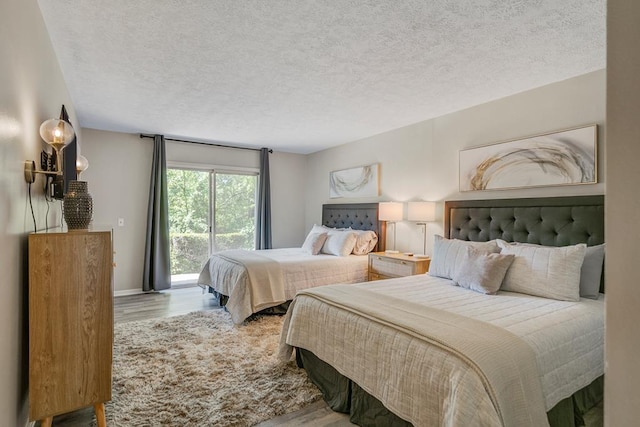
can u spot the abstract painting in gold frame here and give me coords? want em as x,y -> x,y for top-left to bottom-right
329,163 -> 380,198
459,125 -> 597,192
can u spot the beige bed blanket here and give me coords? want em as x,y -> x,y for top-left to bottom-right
280,285 -> 549,427
215,250 -> 285,316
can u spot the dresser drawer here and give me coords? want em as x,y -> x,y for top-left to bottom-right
368,272 -> 392,281
370,255 -> 415,277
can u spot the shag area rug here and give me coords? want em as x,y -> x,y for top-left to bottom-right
97,310 -> 322,426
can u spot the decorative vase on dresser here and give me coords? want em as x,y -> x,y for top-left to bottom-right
28,228 -> 113,427
63,180 -> 93,230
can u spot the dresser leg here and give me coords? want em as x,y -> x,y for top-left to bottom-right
94,403 -> 107,427
40,417 -> 53,427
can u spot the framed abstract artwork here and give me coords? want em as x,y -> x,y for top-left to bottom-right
459,125 -> 597,191
329,163 -> 380,198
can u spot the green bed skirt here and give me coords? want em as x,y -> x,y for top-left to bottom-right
297,348 -> 603,427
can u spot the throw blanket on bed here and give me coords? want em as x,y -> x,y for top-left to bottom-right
280,285 -> 549,427
215,250 -> 285,317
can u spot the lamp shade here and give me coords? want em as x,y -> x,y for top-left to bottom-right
76,155 -> 89,175
408,201 -> 436,222
39,119 -> 75,152
378,202 -> 403,221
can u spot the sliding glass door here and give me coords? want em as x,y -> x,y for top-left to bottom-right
213,172 -> 257,252
167,167 -> 258,284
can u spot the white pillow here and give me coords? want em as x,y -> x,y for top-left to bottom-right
302,232 -> 328,255
496,239 -> 586,301
508,241 -> 605,299
428,235 -> 500,280
350,229 -> 378,255
310,224 -> 329,234
452,246 -> 516,295
321,229 -> 358,256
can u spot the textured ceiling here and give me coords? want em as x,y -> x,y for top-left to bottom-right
37,0 -> 605,154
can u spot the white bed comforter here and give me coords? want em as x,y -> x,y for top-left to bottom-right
198,248 -> 368,323
280,274 -> 604,426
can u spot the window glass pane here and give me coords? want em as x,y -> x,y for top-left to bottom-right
214,173 -> 257,251
167,169 -> 210,278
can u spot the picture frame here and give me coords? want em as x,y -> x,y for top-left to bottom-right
459,125 -> 597,191
329,163 -> 380,198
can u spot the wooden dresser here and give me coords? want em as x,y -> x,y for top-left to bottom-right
368,251 -> 431,281
28,229 -> 113,427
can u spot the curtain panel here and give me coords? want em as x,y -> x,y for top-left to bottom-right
143,134 -> 171,291
256,147 -> 272,249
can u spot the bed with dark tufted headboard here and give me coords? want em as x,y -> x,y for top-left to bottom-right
288,195 -> 605,427
445,195 -> 605,291
322,203 -> 386,252
198,203 -> 385,323
445,195 -> 604,246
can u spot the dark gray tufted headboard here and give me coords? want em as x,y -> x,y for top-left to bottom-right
445,195 -> 605,291
445,195 -> 604,246
322,203 -> 386,252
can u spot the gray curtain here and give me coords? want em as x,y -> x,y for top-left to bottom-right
256,147 -> 272,249
143,134 -> 171,291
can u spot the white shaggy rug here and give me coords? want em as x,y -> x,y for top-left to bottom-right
97,310 -> 322,426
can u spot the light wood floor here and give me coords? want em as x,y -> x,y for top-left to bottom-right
39,287 -> 602,427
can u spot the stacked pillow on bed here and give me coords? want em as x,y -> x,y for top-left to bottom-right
428,235 -> 605,301
301,224 -> 378,256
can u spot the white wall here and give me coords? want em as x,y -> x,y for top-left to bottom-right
80,130 -> 152,293
605,1 -> 640,424
306,70 -> 606,255
269,150 -> 308,247
0,0 -> 79,425
81,130 -> 307,294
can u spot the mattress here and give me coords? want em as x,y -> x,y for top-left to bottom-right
198,248 -> 369,323
280,274 -> 604,425
364,276 -> 604,408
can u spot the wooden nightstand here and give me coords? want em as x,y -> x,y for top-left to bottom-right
368,252 -> 431,281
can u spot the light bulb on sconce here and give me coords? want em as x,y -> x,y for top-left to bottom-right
76,155 -> 89,178
408,201 -> 436,256
378,202 -> 403,253
24,118 -> 75,183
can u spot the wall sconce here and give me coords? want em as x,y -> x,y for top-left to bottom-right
378,201 -> 403,252
24,119 -> 75,183
408,201 -> 436,255
76,155 -> 89,178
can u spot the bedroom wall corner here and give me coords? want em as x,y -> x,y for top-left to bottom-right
304,119 -> 435,252
269,151 -> 307,247
305,70 -> 606,256
80,129 -> 153,294
0,0 -> 79,425
81,130 -> 307,294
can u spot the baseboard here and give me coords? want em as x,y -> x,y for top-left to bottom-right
114,289 -> 144,297
114,285 -> 199,297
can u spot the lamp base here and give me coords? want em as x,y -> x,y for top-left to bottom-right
24,160 -> 36,183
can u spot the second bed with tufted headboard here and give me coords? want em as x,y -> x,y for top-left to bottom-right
281,195 -> 605,427
322,203 -> 386,252
197,203 -> 385,324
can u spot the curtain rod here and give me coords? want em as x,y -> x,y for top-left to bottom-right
139,133 -> 272,153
